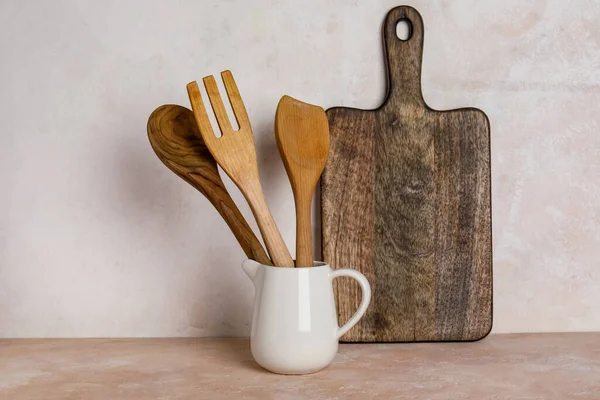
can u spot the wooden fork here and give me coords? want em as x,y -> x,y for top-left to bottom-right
187,71 -> 294,267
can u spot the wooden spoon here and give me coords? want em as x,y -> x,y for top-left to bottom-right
275,96 -> 330,267
147,104 -> 272,265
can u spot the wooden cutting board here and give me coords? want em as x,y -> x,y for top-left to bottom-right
321,6 -> 492,342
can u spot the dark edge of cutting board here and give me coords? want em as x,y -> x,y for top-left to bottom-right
321,5 -> 493,343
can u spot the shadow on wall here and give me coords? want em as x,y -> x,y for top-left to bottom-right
253,119 -> 289,208
98,109 -> 254,336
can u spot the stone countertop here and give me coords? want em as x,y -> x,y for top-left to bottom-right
1,333 -> 599,399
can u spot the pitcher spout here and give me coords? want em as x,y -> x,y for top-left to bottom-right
242,259 -> 262,284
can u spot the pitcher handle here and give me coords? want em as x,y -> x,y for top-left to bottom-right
330,269 -> 371,339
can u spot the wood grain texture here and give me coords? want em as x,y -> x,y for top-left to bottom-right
275,96 -> 330,267
147,104 -> 271,266
321,6 -> 492,342
187,71 -> 294,267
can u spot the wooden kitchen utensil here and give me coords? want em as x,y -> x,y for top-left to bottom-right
187,71 -> 294,267
147,104 -> 272,266
275,96 -> 330,268
321,6 -> 492,342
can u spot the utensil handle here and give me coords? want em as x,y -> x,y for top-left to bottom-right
383,5 -> 425,106
331,269 -> 371,339
294,193 -> 313,268
246,183 -> 295,268
194,174 -> 272,266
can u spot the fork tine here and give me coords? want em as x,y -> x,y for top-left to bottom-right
203,75 -> 234,135
221,70 -> 250,130
186,81 -> 216,139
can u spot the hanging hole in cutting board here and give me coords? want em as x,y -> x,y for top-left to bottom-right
396,18 -> 412,41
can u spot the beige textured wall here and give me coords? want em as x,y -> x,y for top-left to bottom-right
1,0 -> 598,337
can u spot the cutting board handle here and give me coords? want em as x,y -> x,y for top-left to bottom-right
382,6 -> 425,107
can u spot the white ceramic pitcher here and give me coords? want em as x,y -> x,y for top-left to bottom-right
242,259 -> 371,374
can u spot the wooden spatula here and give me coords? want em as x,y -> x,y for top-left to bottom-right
147,104 -> 272,266
275,96 -> 329,267
187,71 -> 294,268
